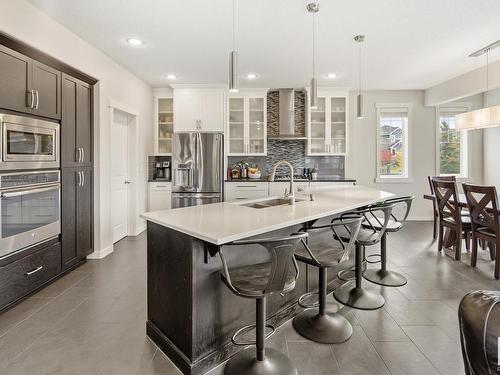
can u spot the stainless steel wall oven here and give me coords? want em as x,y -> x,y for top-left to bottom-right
0,170 -> 61,258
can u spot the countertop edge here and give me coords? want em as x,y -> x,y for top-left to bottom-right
141,189 -> 392,245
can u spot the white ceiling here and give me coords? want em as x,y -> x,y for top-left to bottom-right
29,0 -> 500,90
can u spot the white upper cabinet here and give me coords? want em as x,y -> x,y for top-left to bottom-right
154,92 -> 174,155
173,87 -> 225,132
227,90 -> 267,156
306,89 -> 348,156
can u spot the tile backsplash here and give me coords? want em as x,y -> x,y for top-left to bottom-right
227,89 -> 345,178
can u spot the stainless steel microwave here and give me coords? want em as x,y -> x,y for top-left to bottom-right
0,113 -> 60,170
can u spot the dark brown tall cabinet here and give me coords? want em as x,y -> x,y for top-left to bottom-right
61,73 -> 93,271
0,33 -> 96,311
61,167 -> 93,270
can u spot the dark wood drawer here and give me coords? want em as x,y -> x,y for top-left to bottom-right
0,241 -> 61,309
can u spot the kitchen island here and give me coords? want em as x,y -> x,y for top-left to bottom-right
141,185 -> 393,375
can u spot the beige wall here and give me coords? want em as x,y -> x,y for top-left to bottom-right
425,59 -> 500,106
346,90 -> 483,220
0,0 -> 154,257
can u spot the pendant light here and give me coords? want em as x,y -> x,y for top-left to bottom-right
354,35 -> 366,119
228,0 -> 239,92
307,3 -> 319,109
456,40 -> 500,130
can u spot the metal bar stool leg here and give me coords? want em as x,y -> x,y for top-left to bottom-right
363,233 -> 407,287
333,244 -> 385,310
224,297 -> 297,375
293,267 -> 353,344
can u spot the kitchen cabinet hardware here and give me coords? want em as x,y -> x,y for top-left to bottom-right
25,266 -> 43,276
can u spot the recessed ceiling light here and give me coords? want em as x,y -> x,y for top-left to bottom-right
126,38 -> 144,46
246,73 -> 258,80
166,74 -> 177,80
327,73 -> 337,79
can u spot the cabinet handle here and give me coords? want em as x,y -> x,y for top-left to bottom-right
77,171 -> 81,186
34,90 -> 39,109
25,266 -> 43,276
76,148 -> 81,163
27,90 -> 34,109
81,171 -> 85,187
81,148 -> 85,163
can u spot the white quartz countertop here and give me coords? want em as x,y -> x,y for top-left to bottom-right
141,185 -> 394,245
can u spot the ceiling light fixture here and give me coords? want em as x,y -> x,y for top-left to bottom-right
228,0 -> 239,92
456,40 -> 500,130
327,73 -> 337,79
166,74 -> 177,80
126,38 -> 143,46
307,3 -> 320,109
354,34 -> 366,119
246,73 -> 257,80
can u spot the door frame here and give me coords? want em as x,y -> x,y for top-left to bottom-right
108,100 -> 141,241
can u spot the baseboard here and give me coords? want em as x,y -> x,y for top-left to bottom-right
407,216 -> 433,221
86,245 -> 113,259
131,224 -> 146,236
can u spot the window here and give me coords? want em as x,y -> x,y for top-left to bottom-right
436,106 -> 469,178
376,103 -> 412,182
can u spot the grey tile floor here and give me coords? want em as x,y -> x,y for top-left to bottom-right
1,222 -> 498,375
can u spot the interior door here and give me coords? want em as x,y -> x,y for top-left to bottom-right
31,60 -> 61,119
110,110 -> 129,243
0,45 -> 31,114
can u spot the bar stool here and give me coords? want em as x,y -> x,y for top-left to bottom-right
332,203 -> 394,310
218,232 -> 308,375
363,196 -> 414,287
292,217 -> 363,343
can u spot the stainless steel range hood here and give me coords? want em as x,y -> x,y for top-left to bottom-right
269,88 -> 307,140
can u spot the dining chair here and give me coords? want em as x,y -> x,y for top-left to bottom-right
428,175 -> 456,240
462,184 -> 500,279
432,179 -> 471,260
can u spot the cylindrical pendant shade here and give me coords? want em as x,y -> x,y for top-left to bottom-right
310,77 -> 318,109
228,50 -> 239,92
456,105 -> 500,130
356,93 -> 364,119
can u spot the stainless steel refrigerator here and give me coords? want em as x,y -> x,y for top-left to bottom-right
171,133 -> 224,208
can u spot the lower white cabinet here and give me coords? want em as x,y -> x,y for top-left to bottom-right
224,181 -> 355,202
225,182 -> 269,202
148,182 -> 171,211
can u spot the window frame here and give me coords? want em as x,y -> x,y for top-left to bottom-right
375,103 -> 413,183
435,103 -> 471,179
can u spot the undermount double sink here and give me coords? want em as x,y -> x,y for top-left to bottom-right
242,197 -> 306,209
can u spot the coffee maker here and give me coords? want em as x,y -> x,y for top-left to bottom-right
162,161 -> 171,180
155,162 -> 165,179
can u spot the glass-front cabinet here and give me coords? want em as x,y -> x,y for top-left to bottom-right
227,90 -> 267,156
307,90 -> 348,156
154,94 -> 174,155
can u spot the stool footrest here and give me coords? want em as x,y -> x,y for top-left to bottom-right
231,323 -> 276,346
298,292 -> 320,309
366,254 -> 381,264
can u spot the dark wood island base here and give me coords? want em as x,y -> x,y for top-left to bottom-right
146,221 -> 313,375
